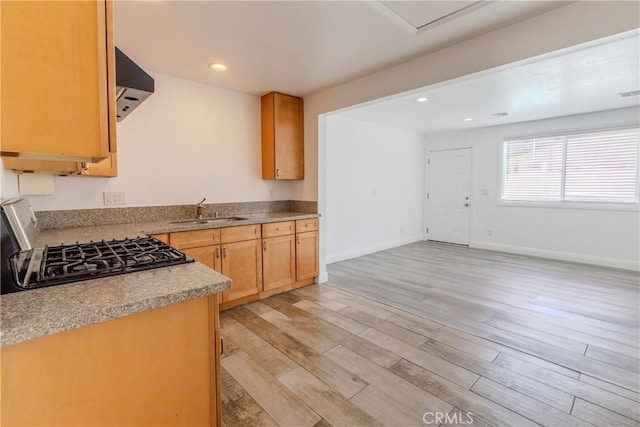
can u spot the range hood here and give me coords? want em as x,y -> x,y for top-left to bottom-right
115,47 -> 154,122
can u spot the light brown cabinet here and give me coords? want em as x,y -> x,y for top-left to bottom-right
0,296 -> 222,427
261,92 -> 304,180
262,222 -> 296,293
168,225 -> 262,308
165,219 -> 319,310
1,0 -> 116,163
2,154 -> 118,177
294,219 -> 319,286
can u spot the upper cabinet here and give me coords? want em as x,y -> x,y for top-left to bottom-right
0,0 -> 116,163
261,92 -> 304,180
2,154 -> 117,177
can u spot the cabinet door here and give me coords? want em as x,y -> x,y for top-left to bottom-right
80,154 -> 118,177
221,240 -> 261,302
262,235 -> 296,291
261,92 -> 303,180
274,93 -> 304,179
181,246 -> 216,271
296,231 -> 319,282
1,0 -> 115,162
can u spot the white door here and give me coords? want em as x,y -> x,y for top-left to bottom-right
427,148 -> 472,245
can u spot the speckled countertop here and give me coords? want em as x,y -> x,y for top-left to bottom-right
35,211 -> 320,246
1,211 -> 318,347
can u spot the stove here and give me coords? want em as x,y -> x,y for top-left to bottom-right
1,199 -> 193,294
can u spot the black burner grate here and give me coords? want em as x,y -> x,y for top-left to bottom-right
11,236 -> 193,290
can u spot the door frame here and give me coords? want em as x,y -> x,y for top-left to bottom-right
424,147 -> 474,245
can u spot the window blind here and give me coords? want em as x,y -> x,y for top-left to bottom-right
502,136 -> 564,201
502,128 -> 639,204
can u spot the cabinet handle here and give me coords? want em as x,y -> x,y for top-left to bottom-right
222,246 -> 227,258
263,241 -> 267,252
215,247 -> 220,259
220,337 -> 224,355
304,224 -> 310,227
276,168 -> 280,178
275,227 -> 285,231
297,235 -> 300,244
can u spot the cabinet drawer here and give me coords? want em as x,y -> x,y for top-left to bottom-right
262,221 -> 295,238
296,218 -> 318,233
221,225 -> 261,243
170,229 -> 220,249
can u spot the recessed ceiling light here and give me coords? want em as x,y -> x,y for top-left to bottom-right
210,63 -> 227,71
463,117 -> 473,122
416,97 -> 428,102
492,112 -> 508,117
618,90 -> 639,97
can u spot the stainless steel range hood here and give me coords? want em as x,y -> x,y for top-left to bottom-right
116,47 -> 154,122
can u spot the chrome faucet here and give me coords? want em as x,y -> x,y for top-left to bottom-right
196,198 -> 206,219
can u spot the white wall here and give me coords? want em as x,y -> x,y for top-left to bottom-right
301,1 -> 640,281
326,116 -> 425,263
426,107 -> 640,271
2,72 -> 295,211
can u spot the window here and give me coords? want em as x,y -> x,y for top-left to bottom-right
502,128 -> 639,204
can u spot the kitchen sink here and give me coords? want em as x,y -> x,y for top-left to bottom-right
169,216 -> 248,225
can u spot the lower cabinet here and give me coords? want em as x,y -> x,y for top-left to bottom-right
262,234 -> 296,292
161,218 -> 319,310
0,296 -> 221,426
296,230 -> 319,283
220,239 -> 262,302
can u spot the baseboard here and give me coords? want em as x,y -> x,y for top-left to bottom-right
470,241 -> 640,272
327,235 -> 425,265
317,271 -> 329,284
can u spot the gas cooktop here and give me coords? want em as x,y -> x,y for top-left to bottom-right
8,236 -> 193,292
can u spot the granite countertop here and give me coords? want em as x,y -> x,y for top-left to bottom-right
35,211 -> 320,246
2,211 -> 318,347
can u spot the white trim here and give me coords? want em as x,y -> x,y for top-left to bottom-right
327,235 -> 424,264
496,200 -> 640,212
316,271 -> 329,284
470,241 -> 640,272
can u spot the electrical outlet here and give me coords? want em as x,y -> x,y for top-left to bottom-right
103,192 -> 126,206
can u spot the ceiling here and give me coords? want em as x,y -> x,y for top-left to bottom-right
114,1 -> 567,97
338,32 -> 640,135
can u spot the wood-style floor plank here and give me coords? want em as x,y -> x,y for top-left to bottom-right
220,241 -> 639,426
571,398 -> 639,427
278,367 -> 383,427
419,338 -> 575,412
324,345 -> 452,415
221,351 -> 321,427
389,358 -> 538,427
470,377 -> 592,426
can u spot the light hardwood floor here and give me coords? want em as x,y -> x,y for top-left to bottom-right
220,241 -> 640,426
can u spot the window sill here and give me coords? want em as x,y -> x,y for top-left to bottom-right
496,201 -> 640,212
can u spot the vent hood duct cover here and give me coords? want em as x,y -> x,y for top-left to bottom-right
115,47 -> 154,122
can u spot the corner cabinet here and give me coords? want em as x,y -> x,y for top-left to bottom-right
0,0 -> 116,163
261,92 -> 304,180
